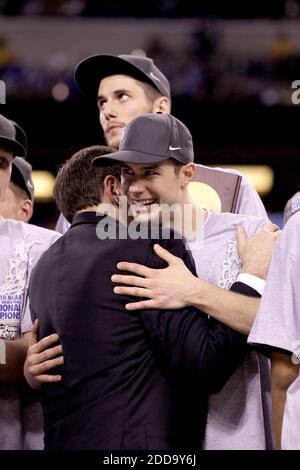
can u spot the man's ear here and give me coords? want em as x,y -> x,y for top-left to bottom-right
103,175 -> 121,206
152,96 -> 171,114
180,163 -> 196,187
20,199 -> 33,223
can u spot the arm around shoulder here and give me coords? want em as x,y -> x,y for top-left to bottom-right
140,238 -> 250,393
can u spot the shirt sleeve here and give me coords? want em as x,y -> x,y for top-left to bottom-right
236,173 -> 268,218
55,213 -> 71,235
248,215 -> 300,356
236,273 -> 265,295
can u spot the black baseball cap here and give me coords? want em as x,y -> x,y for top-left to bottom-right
10,120 -> 28,158
0,114 -> 26,157
92,113 -> 194,167
11,157 -> 35,201
75,54 -> 171,100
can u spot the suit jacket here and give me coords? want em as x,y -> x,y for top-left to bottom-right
29,212 -> 256,450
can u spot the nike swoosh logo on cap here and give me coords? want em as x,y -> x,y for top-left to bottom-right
169,146 -> 181,151
150,72 -> 161,82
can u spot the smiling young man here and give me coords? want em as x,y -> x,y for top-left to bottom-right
25,55 -> 278,447
90,112 -> 278,450
26,112 -> 278,449
26,144 -> 256,450
0,113 -> 61,449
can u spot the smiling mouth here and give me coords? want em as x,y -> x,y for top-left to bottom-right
130,199 -> 161,221
131,199 -> 157,207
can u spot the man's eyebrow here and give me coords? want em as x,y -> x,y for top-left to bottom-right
97,89 -> 130,102
121,164 -> 162,170
142,164 -> 162,170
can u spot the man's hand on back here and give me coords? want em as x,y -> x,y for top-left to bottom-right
237,223 -> 281,280
112,243 -> 201,310
24,320 -> 63,389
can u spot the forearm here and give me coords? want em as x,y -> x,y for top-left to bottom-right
271,352 -> 299,449
0,334 -> 29,381
271,385 -> 286,449
185,278 -> 259,335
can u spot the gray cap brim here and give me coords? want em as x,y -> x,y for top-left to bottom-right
75,54 -> 165,99
92,150 -> 168,167
0,136 -> 26,157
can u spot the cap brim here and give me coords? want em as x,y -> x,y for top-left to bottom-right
0,137 -> 26,157
92,150 -> 168,167
75,55 -> 160,99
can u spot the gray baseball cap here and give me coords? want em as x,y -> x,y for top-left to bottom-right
92,113 -> 194,167
75,54 -> 171,100
11,157 -> 35,201
0,114 -> 26,157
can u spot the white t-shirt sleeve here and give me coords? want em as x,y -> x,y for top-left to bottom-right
236,273 -> 265,295
236,173 -> 268,218
55,213 -> 71,234
248,213 -> 300,354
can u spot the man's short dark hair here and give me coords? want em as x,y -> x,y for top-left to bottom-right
54,145 -> 120,222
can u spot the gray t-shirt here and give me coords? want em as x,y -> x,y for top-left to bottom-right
248,210 -> 300,449
0,217 -> 60,450
188,211 -> 271,449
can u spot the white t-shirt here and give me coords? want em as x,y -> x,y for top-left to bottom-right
0,217 -> 61,449
248,211 -> 300,449
188,211 -> 272,449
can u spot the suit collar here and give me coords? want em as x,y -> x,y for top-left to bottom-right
71,211 -> 110,228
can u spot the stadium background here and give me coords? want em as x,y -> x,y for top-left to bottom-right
1,0 -> 300,228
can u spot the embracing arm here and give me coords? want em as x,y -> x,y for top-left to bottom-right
141,304 -> 249,394
112,224 -> 279,335
137,239 -> 250,393
113,244 -> 259,335
199,280 -> 261,334
24,320 -> 63,389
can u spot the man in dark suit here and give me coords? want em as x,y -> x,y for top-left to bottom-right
28,144 -> 258,450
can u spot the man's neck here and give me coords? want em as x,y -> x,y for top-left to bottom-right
77,202 -> 120,222
168,203 -> 207,240
173,191 -> 207,239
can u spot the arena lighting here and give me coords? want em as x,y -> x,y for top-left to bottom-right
51,83 -> 70,102
188,182 -> 222,212
218,165 -> 274,196
31,171 -> 55,202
